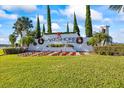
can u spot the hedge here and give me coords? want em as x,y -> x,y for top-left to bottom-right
48,44 -> 65,47
2,47 -> 26,55
94,46 -> 124,56
48,44 -> 74,47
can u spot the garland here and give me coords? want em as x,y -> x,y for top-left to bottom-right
38,38 -> 44,44
76,37 -> 83,44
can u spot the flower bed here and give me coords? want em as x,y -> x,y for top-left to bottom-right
18,51 -> 83,56
70,52 -> 76,56
79,52 -> 84,55
61,52 -> 69,56
32,52 -> 52,56
51,52 -> 61,56
32,52 -> 43,56
43,52 -> 53,56
18,52 -> 36,57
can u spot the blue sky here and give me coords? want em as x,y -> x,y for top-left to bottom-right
0,5 -> 124,44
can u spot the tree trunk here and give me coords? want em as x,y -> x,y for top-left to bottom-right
20,33 -> 23,47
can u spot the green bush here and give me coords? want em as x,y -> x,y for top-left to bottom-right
94,46 -> 124,56
66,44 -> 74,47
48,44 -> 65,47
2,47 -> 26,55
48,44 -> 74,47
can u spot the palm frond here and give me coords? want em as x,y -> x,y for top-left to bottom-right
109,5 -> 124,12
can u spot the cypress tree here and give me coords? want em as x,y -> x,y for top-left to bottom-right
73,12 -> 80,36
85,5 -> 93,37
35,15 -> 41,38
67,22 -> 69,33
42,24 -> 45,35
47,5 -> 52,33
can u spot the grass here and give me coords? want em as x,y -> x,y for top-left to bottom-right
0,49 -> 4,56
0,55 -> 124,88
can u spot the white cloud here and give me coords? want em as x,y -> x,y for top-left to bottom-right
119,13 -> 124,21
93,25 -> 101,32
121,16 -> 124,21
0,36 -> 10,44
60,5 -> 103,21
93,25 -> 108,32
92,25 -> 110,34
0,24 -> 2,28
103,18 -> 112,23
52,23 -> 60,32
64,23 -> 85,36
1,5 -> 37,12
110,29 -> 124,43
39,15 -> 45,22
43,23 -> 61,32
0,10 -> 17,19
31,15 -> 46,23
115,12 -> 124,22
51,10 -> 59,15
91,9 -> 103,21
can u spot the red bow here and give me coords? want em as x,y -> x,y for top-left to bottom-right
56,32 -> 61,38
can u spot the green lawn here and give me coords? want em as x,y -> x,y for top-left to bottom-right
0,55 -> 124,88
0,49 -> 4,56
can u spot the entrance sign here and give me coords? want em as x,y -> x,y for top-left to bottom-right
28,33 -> 93,52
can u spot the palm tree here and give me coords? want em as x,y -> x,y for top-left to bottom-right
95,32 -> 112,46
94,32 -> 105,45
20,36 -> 34,47
103,34 -> 112,46
87,32 -> 112,46
109,5 -> 124,12
87,37 -> 97,46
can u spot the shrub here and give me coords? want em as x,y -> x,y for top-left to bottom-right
66,44 -> 74,47
111,44 -> 124,46
94,46 -> 124,56
48,44 -> 74,47
48,44 -> 65,47
2,47 -> 26,55
20,36 -> 34,47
